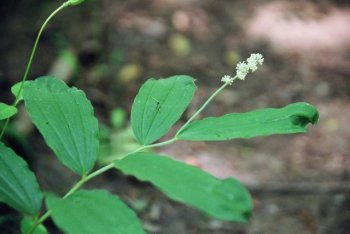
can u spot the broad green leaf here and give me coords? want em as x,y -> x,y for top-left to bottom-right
21,217 -> 48,234
23,76 -> 98,175
0,142 -> 42,215
0,103 -> 17,120
178,102 -> 319,141
131,75 -> 196,145
114,153 -> 252,222
46,190 -> 145,234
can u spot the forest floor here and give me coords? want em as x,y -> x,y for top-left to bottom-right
0,0 -> 349,233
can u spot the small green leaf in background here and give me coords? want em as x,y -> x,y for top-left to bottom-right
0,103 -> 17,120
46,190 -> 145,234
114,153 -> 252,222
178,102 -> 319,141
131,75 -> 196,145
11,82 -> 29,104
117,63 -> 143,84
21,217 -> 48,234
68,0 -> 85,6
0,142 -> 42,215
23,76 -> 98,175
98,127 -> 143,164
110,107 -> 126,129
168,33 -> 192,57
49,50 -> 79,81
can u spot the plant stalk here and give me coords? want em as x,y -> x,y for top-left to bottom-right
175,82 -> 229,137
0,1 -> 70,140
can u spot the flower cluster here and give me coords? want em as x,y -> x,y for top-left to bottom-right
221,75 -> 234,85
236,53 -> 264,80
221,53 -> 264,85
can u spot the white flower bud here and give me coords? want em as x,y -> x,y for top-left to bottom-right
235,53 -> 264,80
246,53 -> 264,72
221,75 -> 234,85
236,61 -> 250,80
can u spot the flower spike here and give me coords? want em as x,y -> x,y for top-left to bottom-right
235,53 -> 264,80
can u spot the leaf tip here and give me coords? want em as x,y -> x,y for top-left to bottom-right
289,102 -> 319,128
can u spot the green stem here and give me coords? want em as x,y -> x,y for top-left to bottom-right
0,119 -> 10,140
121,137 -> 178,159
175,82 -> 229,137
0,1 -> 70,141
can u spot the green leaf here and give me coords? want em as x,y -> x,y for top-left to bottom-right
131,75 -> 196,145
11,81 -> 29,104
0,142 -> 42,215
23,76 -> 98,175
46,190 -> 145,234
110,107 -> 126,129
178,102 -> 319,141
97,127 -> 143,163
0,103 -> 17,120
68,0 -> 85,6
114,153 -> 252,222
21,217 -> 48,234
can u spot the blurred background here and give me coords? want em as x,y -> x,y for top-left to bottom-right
1,0 -> 349,233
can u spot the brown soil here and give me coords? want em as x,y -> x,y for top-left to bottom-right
0,0 -> 349,233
